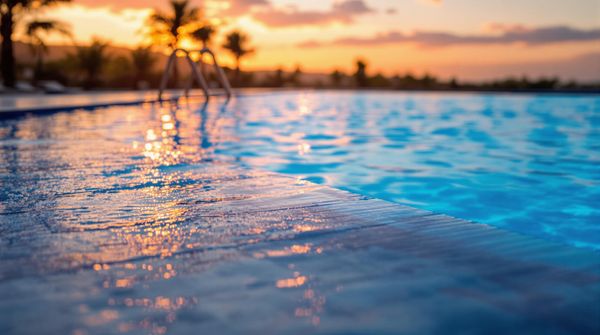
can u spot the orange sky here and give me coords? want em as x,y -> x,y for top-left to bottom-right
22,0 -> 600,81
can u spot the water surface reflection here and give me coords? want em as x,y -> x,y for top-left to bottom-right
0,92 -> 598,335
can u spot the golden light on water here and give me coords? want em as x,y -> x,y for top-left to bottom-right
146,129 -> 158,141
1,95 -> 347,333
141,107 -> 183,165
259,244 -> 313,258
299,105 -> 311,116
276,275 -> 308,288
297,142 -> 311,155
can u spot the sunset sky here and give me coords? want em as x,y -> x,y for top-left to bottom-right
27,0 -> 600,81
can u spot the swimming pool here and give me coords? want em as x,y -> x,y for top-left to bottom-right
210,91 -> 600,250
0,91 -> 600,249
1,90 -> 598,253
1,91 -> 599,334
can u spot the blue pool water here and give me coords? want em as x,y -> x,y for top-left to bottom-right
1,91 -> 599,334
1,90 -> 598,252
212,91 -> 600,249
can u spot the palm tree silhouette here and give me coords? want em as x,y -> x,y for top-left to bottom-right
131,46 -> 157,89
189,25 -> 215,81
330,69 -> 344,87
191,25 -> 215,49
25,19 -> 72,82
70,39 -> 110,90
355,59 -> 368,87
148,0 -> 200,87
148,0 -> 199,49
0,0 -> 71,87
222,30 -> 254,86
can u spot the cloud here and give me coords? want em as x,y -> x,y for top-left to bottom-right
333,0 -> 373,14
298,25 -> 600,47
69,1 -> 375,28
74,0 -> 270,14
484,22 -> 530,34
420,0 -> 443,5
251,0 -> 374,27
221,0 -> 271,16
75,0 -> 161,10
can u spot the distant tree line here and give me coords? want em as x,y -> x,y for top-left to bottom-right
15,51 -> 600,92
314,60 -> 599,92
1,0 -> 256,90
1,1 -> 597,92
233,60 -> 599,92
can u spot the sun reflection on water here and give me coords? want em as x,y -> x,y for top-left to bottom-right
0,96 -> 348,334
297,142 -> 311,155
276,274 -> 308,288
141,106 -> 183,166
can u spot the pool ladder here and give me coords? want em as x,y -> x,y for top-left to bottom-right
158,48 -> 233,101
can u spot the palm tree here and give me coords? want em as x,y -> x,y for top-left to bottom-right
130,45 -> 157,89
25,19 -> 71,81
0,0 -> 70,87
330,69 -> 344,87
355,59 -> 368,88
70,39 -> 110,90
190,25 -> 215,80
190,25 -> 215,49
147,0 -> 200,87
222,30 -> 254,86
288,65 -> 302,87
147,0 -> 199,49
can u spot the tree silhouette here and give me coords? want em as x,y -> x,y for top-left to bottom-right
190,25 -> 215,49
147,0 -> 200,86
421,73 -> 437,89
222,30 -> 254,86
355,59 -> 368,87
449,77 -> 459,89
25,19 -> 72,81
147,0 -> 199,49
0,0 -> 70,87
131,46 -> 157,89
288,65 -> 302,87
330,69 -> 344,87
70,39 -> 110,90
269,67 -> 284,87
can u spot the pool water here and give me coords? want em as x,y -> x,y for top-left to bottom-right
1,90 -> 598,251
1,91 -> 598,334
212,91 -> 600,250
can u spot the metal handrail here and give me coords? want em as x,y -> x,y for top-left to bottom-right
158,48 -> 208,101
185,47 -> 233,100
158,47 -> 233,101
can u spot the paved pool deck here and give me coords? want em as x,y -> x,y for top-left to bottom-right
0,92 -> 598,334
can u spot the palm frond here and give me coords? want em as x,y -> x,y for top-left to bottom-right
146,0 -> 201,49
